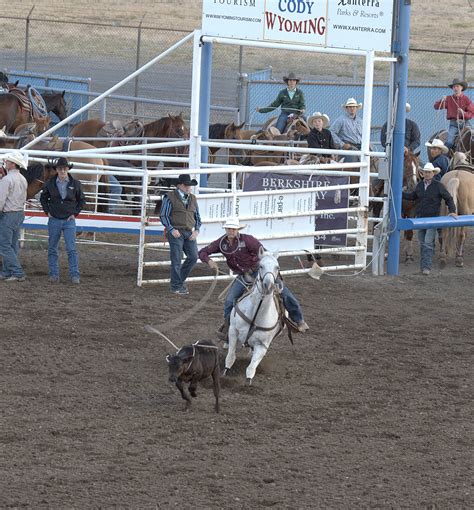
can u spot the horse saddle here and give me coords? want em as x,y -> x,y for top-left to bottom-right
98,120 -> 125,138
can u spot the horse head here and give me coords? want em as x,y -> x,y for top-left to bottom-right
168,113 -> 188,139
258,248 -> 280,295
123,119 -> 144,138
43,91 -> 68,121
403,151 -> 420,191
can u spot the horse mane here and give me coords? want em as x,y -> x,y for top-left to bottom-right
144,116 -> 172,137
209,123 -> 228,139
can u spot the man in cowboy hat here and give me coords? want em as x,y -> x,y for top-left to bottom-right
40,157 -> 86,284
306,112 -> 337,162
160,173 -> 201,294
330,98 -> 363,163
402,162 -> 457,275
434,78 -> 474,150
198,217 -> 309,338
380,103 -> 421,155
256,72 -> 306,134
425,138 -> 450,180
0,151 -> 28,281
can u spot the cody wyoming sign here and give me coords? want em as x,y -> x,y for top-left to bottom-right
202,0 -> 394,52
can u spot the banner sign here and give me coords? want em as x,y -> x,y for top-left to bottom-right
202,0 -> 394,52
242,172 -> 349,246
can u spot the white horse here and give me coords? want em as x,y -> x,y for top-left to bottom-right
224,250 -> 285,383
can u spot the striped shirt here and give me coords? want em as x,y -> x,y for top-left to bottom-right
160,192 -> 201,233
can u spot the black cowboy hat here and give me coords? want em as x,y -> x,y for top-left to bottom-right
448,78 -> 468,91
177,173 -> 197,186
47,156 -> 73,169
283,72 -> 300,83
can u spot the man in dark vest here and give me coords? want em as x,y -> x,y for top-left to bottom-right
160,174 -> 201,294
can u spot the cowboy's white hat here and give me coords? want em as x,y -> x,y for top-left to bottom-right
223,217 -> 246,230
406,103 -> 411,112
308,112 -> 330,128
342,97 -> 362,109
2,150 -> 28,170
425,138 -> 449,154
421,162 -> 441,174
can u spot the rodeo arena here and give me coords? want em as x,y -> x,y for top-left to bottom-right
1,0 -> 473,508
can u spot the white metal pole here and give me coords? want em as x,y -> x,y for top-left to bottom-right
356,50 -> 375,268
189,30 -> 203,181
22,31 -> 195,150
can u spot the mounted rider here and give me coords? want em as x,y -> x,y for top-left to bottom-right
198,217 -> 309,340
256,72 -> 306,134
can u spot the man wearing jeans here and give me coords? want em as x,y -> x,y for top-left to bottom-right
40,157 -> 86,284
198,217 -> 309,340
160,174 -> 201,295
0,151 -> 28,282
402,163 -> 457,275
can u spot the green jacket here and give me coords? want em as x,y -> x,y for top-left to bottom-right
259,87 -> 305,114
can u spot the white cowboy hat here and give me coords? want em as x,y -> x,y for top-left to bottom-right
3,150 -> 28,170
421,162 -> 441,174
342,98 -> 363,109
425,138 -> 449,154
406,103 -> 411,112
308,112 -> 330,128
223,217 -> 246,230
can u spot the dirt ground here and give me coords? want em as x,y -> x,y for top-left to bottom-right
1,234 -> 473,509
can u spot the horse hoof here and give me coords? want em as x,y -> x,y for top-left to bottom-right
455,259 -> 464,268
222,368 -> 228,377
246,378 -> 253,385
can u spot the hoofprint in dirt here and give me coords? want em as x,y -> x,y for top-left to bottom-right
1,237 -> 473,508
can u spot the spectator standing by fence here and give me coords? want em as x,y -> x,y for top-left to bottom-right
0,151 -> 28,282
160,174 -> 201,295
330,98 -> 363,163
40,157 -> 85,284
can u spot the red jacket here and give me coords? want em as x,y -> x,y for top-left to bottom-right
434,93 -> 474,121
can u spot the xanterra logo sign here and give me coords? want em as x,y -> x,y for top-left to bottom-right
202,0 -> 394,52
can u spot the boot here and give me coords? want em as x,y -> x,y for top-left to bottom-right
296,320 -> 309,333
216,317 -> 230,341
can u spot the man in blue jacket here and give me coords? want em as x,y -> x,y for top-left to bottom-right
402,162 -> 457,275
40,157 -> 86,284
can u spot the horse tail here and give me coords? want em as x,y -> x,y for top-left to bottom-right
443,177 -> 460,257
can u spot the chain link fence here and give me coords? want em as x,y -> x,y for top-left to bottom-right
1,15 -> 473,129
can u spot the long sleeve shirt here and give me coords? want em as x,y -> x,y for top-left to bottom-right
259,87 -> 305,115
402,179 -> 456,218
380,118 -> 421,153
0,169 -> 27,212
199,233 -> 263,275
330,112 -> 363,148
431,154 -> 450,181
434,93 -> 474,121
160,191 -> 201,233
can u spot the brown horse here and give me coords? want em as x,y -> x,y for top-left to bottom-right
439,169 -> 474,268
208,122 -> 245,164
70,118 -> 144,148
0,92 -> 50,134
401,151 -> 421,262
11,124 -> 109,212
43,91 -> 68,121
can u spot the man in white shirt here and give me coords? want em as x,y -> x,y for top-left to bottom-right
0,151 -> 28,281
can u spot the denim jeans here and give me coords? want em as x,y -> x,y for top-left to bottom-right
166,230 -> 198,291
276,112 -> 290,134
446,119 -> 470,149
0,211 -> 25,278
224,273 -> 304,323
48,216 -> 80,279
108,175 -> 123,213
418,228 -> 436,271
